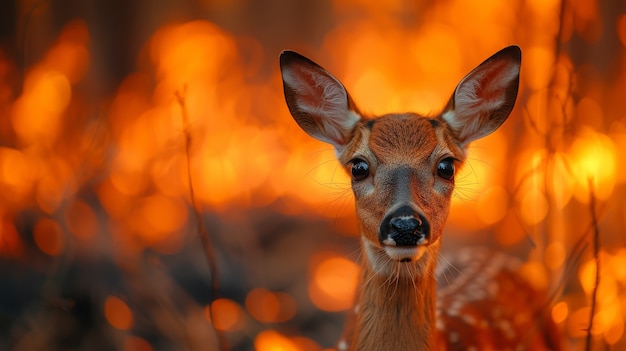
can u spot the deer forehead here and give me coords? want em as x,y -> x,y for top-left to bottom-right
352,114 -> 460,166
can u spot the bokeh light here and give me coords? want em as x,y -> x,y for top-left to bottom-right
104,296 -> 134,331
308,253 -> 359,312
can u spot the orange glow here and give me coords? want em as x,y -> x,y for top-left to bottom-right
245,288 -> 297,323
0,219 -> 23,258
290,336 -> 323,351
35,156 -> 74,214
65,200 -> 98,240
33,218 -> 64,256
0,147 -> 35,205
11,69 -> 71,145
44,21 -> 90,83
123,336 -> 153,351
494,212 -> 527,246
131,194 -> 188,253
254,329 -> 299,351
518,261 -> 549,292
476,185 -> 509,225
576,251 -> 626,341
548,153 -> 576,209
606,319 -> 625,345
567,307 -> 591,338
552,301 -> 569,324
308,253 -> 359,312
611,250 -> 626,282
571,0 -> 601,42
525,46 -> 555,91
209,298 -> 247,331
519,188 -> 549,226
149,21 -> 239,102
578,259 -> 597,295
9,20 -> 88,148
544,242 -> 566,271
449,130 -> 510,229
97,179 -> 134,220
524,92 -> 551,135
569,127 -> 617,202
513,149 -> 556,226
137,194 -> 187,234
104,296 -> 133,330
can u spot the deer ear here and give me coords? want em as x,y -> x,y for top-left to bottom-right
441,45 -> 521,147
280,50 -> 361,151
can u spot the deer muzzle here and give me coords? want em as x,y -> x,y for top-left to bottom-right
379,204 -> 430,247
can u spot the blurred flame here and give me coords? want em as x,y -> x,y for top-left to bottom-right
518,261 -> 549,292
36,156 -> 73,214
544,242 -> 566,271
245,288 -> 297,324
569,127 -> 617,202
548,152 -> 576,209
254,330 -> 299,351
0,217 -> 23,258
65,200 -> 98,241
12,69 -> 71,145
568,307 -> 591,338
520,185 -> 549,226
494,212 -> 527,246
131,194 -> 188,254
449,131 -> 510,230
104,296 -> 133,330
308,253 -> 359,312
571,0 -> 602,42
552,301 -> 569,324
11,20 -> 88,147
476,185 -> 509,225
209,298 -> 247,331
290,337 -> 323,351
33,218 -> 64,256
123,336 -> 154,351
577,251 -> 626,343
525,46 -> 555,91
0,147 -> 35,206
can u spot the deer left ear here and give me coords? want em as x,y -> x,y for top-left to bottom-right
441,45 -> 521,147
280,50 -> 361,153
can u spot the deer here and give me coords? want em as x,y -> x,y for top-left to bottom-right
279,46 -> 561,350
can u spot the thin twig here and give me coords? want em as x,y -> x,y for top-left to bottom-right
585,179 -> 600,351
175,87 -> 229,351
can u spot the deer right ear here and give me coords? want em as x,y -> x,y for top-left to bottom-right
441,45 -> 521,148
280,50 -> 361,152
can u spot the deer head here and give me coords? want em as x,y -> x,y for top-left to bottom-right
279,46 -> 521,278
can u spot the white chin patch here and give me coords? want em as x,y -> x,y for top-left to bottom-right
384,245 -> 427,262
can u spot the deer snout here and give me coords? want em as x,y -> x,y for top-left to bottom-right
379,205 -> 430,247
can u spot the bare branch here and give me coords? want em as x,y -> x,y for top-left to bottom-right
175,88 -> 229,351
585,179 -> 600,351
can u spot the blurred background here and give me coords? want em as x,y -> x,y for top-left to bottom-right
0,0 -> 625,350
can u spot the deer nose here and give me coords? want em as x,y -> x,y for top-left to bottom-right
379,205 -> 430,246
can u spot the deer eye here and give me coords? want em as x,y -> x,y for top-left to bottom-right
350,159 -> 370,181
437,158 -> 455,181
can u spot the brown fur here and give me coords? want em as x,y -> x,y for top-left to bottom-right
350,248 -> 439,351
339,114 -> 459,249
280,47 -> 561,351
338,114 -> 457,351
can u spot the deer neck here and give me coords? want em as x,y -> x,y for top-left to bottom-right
350,242 -> 439,351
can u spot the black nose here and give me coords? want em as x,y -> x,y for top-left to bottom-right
379,205 -> 430,246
